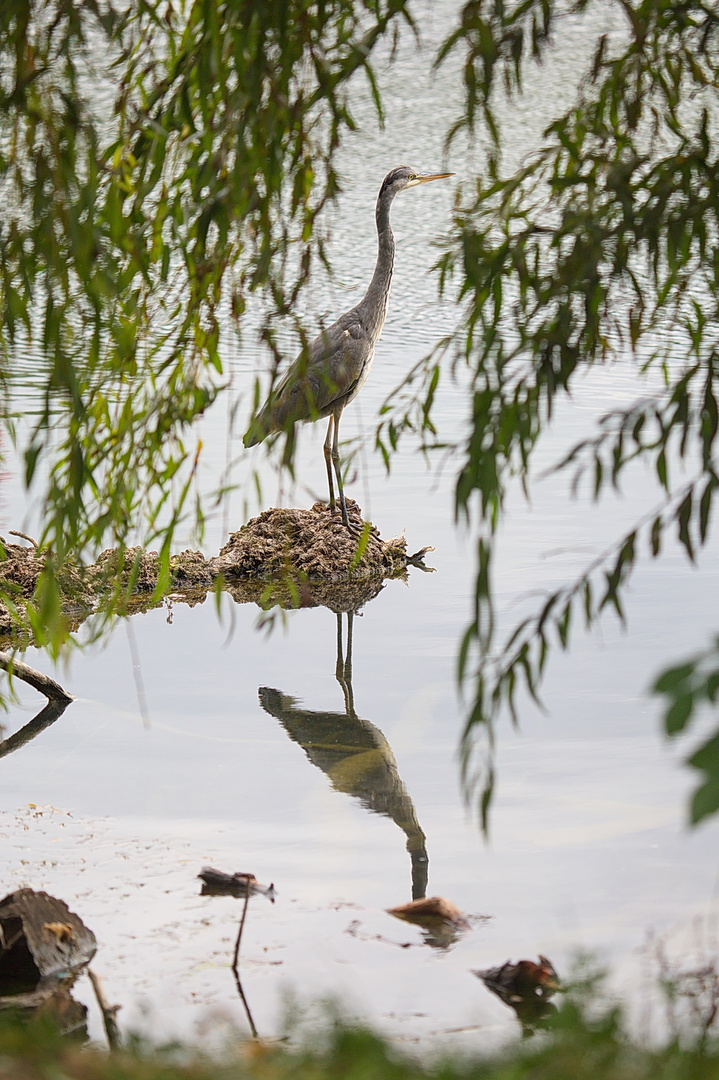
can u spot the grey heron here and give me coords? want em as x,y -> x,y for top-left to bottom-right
243,166 -> 454,531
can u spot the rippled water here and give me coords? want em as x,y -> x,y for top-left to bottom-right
0,0 -> 717,1052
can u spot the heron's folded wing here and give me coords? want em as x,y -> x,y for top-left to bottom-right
246,317 -> 372,442
325,321 -> 373,400
265,322 -> 371,427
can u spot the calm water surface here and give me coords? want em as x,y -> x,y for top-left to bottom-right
0,0 -> 717,1051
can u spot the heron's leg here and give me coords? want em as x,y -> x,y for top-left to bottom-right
335,612 -> 344,682
345,611 -> 354,710
331,414 -> 382,545
331,410 -> 353,530
323,416 -> 336,512
334,612 -> 355,716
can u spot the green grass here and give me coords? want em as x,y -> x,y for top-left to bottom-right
2,995 -> 719,1080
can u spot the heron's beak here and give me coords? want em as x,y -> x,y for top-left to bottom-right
416,172 -> 455,184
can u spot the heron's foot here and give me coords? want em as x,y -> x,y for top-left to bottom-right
325,500 -> 382,547
336,509 -> 356,535
327,501 -> 361,535
343,516 -> 384,549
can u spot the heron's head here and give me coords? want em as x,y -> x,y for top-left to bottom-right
379,165 -> 454,200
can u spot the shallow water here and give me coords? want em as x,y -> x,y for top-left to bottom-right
0,0 -> 718,1052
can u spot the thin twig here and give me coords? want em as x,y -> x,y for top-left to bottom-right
87,968 -> 122,1050
232,888 -> 250,971
231,889 -> 258,1038
8,530 -> 38,549
233,967 -> 259,1039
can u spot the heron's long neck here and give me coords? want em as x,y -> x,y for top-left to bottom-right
356,191 -> 395,338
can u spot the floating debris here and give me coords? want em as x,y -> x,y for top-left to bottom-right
198,867 -> 275,1040
198,867 -> 276,903
387,896 -> 470,929
387,896 -> 471,950
473,955 -> 560,1033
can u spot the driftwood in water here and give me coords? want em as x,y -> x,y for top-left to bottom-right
0,652 -> 73,761
0,889 -> 96,994
87,968 -> 122,1049
0,889 -> 103,1040
198,867 -> 275,903
0,985 -> 89,1038
0,654 -> 72,703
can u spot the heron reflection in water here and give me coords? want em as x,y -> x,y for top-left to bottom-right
259,610 -> 429,901
244,167 -> 454,532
